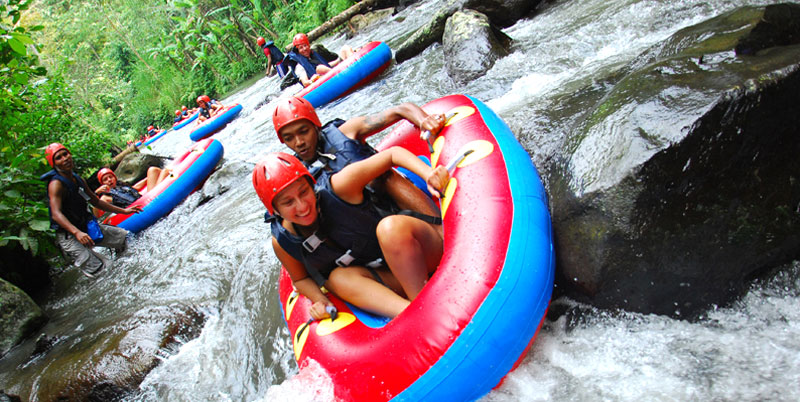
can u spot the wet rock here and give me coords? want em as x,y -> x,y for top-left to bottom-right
395,0 -> 461,63
0,390 -> 22,402
30,333 -> 58,359
0,243 -> 51,297
442,10 -> 510,84
735,3 -> 800,55
86,382 -> 133,402
27,304 -> 207,401
547,4 -> 800,318
113,152 -> 165,186
348,8 -> 395,36
0,278 -> 47,357
395,0 -> 541,63
196,160 -> 250,206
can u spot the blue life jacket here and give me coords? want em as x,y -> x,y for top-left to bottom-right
286,49 -> 331,78
302,119 -> 377,179
199,106 -> 211,119
270,174 -> 387,286
263,41 -> 285,63
174,116 -> 182,123
147,129 -> 157,136
102,185 -> 141,208
41,170 -> 93,233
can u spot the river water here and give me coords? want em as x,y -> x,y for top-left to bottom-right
3,0 -> 800,400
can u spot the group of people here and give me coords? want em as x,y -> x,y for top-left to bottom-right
173,105 -> 196,123
258,32 -> 354,88
44,30 -> 449,320
256,97 -> 448,319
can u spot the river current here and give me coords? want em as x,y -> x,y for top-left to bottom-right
3,0 -> 799,400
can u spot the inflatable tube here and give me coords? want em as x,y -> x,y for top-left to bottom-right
103,138 -> 224,233
277,94 -> 555,401
135,129 -> 170,148
173,111 -> 198,130
295,42 -> 392,108
189,103 -> 243,141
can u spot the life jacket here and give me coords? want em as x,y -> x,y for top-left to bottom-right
286,49 -> 331,78
269,174 -> 387,287
263,41 -> 285,63
147,129 -> 157,136
41,170 -> 93,233
302,119 -> 377,179
101,185 -> 141,208
264,43 -> 289,77
199,106 -> 211,119
174,116 -> 182,123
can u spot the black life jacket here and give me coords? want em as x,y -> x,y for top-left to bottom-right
269,174 -> 387,286
41,170 -> 93,233
200,106 -> 211,119
301,119 -> 377,179
103,185 -> 141,208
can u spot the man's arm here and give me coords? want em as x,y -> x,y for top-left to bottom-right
338,102 -> 445,142
48,180 -> 94,246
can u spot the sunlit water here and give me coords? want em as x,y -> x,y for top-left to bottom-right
2,0 -> 799,400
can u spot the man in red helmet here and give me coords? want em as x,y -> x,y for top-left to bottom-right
272,96 -> 447,217
41,143 -> 142,278
257,36 -> 288,78
286,33 -> 354,87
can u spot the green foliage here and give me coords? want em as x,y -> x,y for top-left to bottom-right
1,0 -> 358,255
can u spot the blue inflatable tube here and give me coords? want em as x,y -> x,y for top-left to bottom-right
114,139 -> 224,233
297,42 -> 392,108
189,103 -> 243,141
135,129 -> 170,148
173,112 -> 198,130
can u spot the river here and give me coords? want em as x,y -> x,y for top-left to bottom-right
3,0 -> 800,400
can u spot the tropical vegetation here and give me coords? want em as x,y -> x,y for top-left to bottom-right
0,0 -> 355,257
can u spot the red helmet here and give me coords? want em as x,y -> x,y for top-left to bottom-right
252,152 -> 315,215
97,168 -> 116,182
272,97 -> 321,142
292,33 -> 310,48
175,109 -> 181,116
147,125 -> 155,131
197,95 -> 211,105
181,106 -> 188,111
257,37 -> 266,47
45,143 -> 68,167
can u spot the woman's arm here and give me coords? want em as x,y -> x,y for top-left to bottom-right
272,237 -> 333,319
331,146 -> 449,204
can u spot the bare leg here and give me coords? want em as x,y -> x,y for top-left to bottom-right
146,167 -> 171,190
326,266 -> 409,318
316,64 -> 332,75
377,214 -> 443,301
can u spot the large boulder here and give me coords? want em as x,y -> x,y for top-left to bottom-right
547,4 -> 800,318
22,304 -> 206,401
113,152 -> 164,186
0,278 -> 47,357
395,0 -> 542,63
442,10 -> 510,85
